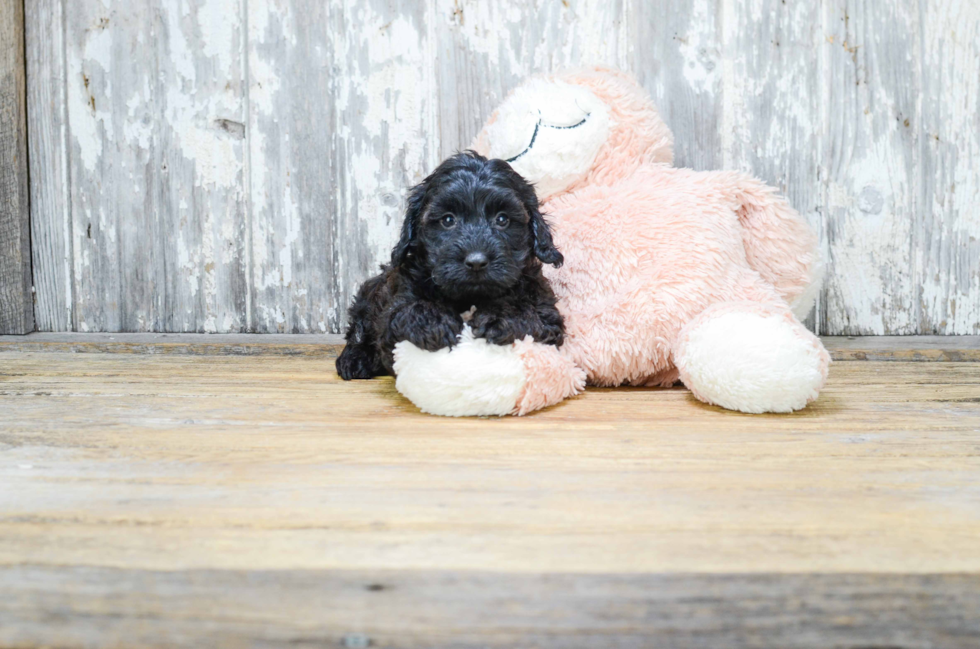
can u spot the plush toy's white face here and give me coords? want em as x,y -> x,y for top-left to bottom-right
486,79 -> 611,199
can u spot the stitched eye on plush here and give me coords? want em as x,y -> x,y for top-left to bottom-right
485,78 -> 611,199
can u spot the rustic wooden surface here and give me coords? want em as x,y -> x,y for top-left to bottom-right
821,1 -> 919,336
918,1 -> 980,335
24,0 -> 71,332
824,335 -> 980,362
1,332 -> 978,361
0,0 -> 34,335
86,0 -> 245,334
0,332 -> 344,355
3,569 -> 978,648
25,0 -> 980,335
1,350 -> 980,646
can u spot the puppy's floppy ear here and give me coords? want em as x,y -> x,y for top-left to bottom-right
391,180 -> 428,265
530,207 -> 563,267
520,188 -> 563,268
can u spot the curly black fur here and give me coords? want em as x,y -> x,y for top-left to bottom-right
336,151 -> 565,380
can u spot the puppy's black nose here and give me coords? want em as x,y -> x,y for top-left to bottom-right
464,252 -> 489,271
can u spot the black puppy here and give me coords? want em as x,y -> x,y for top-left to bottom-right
336,151 -> 565,380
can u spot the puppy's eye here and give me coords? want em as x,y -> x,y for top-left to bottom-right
493,213 -> 510,228
440,214 -> 457,228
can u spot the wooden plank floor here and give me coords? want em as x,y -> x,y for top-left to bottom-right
1,340 -> 979,647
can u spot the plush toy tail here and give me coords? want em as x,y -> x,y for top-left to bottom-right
723,173 -> 825,319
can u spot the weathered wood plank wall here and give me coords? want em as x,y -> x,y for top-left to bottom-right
0,0 -> 35,334
25,0 -> 980,334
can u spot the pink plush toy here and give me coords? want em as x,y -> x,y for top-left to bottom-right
394,67 -> 829,416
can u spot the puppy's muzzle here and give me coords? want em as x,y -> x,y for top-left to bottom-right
464,252 -> 489,272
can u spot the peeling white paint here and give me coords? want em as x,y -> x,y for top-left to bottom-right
345,11 -> 430,263
198,0 -> 236,70
69,25 -> 112,173
29,0 -> 980,335
679,0 -> 719,88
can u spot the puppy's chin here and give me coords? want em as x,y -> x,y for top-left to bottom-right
429,258 -> 523,302
434,279 -> 514,302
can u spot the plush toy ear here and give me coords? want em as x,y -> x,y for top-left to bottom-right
391,180 -> 428,266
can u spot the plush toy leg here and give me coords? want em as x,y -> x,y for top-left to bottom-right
512,337 -> 587,415
393,326 -> 585,417
673,301 -> 830,414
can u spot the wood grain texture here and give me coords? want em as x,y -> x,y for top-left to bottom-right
918,0 -> 980,334
64,0 -> 248,332
0,0 -> 34,335
1,332 -> 978,361
3,569 -> 979,648
0,352 -> 979,645
247,0 -> 331,333
248,0 -> 444,334
823,335 -> 980,361
0,332 -> 344,355
25,0 -> 72,332
630,0 -> 721,171
24,1 -> 980,334
821,1 -> 920,335
720,0 -> 824,330
245,0 -> 320,334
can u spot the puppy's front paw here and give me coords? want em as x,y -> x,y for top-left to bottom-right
390,305 -> 463,352
528,306 -> 565,346
336,344 -> 380,380
416,313 -> 464,351
471,313 -> 516,346
532,323 -> 564,346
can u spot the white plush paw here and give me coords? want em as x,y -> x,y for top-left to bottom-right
675,310 -> 828,414
393,325 -> 526,417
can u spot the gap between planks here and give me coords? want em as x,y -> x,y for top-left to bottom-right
0,333 -> 977,361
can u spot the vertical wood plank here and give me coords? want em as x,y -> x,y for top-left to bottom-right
248,0 -> 436,333
433,0 -> 630,161
325,0 -> 438,335
65,0 -> 248,332
918,1 -> 980,334
630,0 -> 721,170
245,0 -> 332,333
0,0 -> 34,334
820,0 -> 921,335
719,0 -> 824,331
25,0 -> 72,332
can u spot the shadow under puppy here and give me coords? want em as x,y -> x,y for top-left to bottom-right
337,151 -> 565,380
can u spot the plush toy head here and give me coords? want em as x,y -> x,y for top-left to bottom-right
472,67 -> 675,199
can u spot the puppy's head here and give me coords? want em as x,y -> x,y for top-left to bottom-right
392,151 -> 562,301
